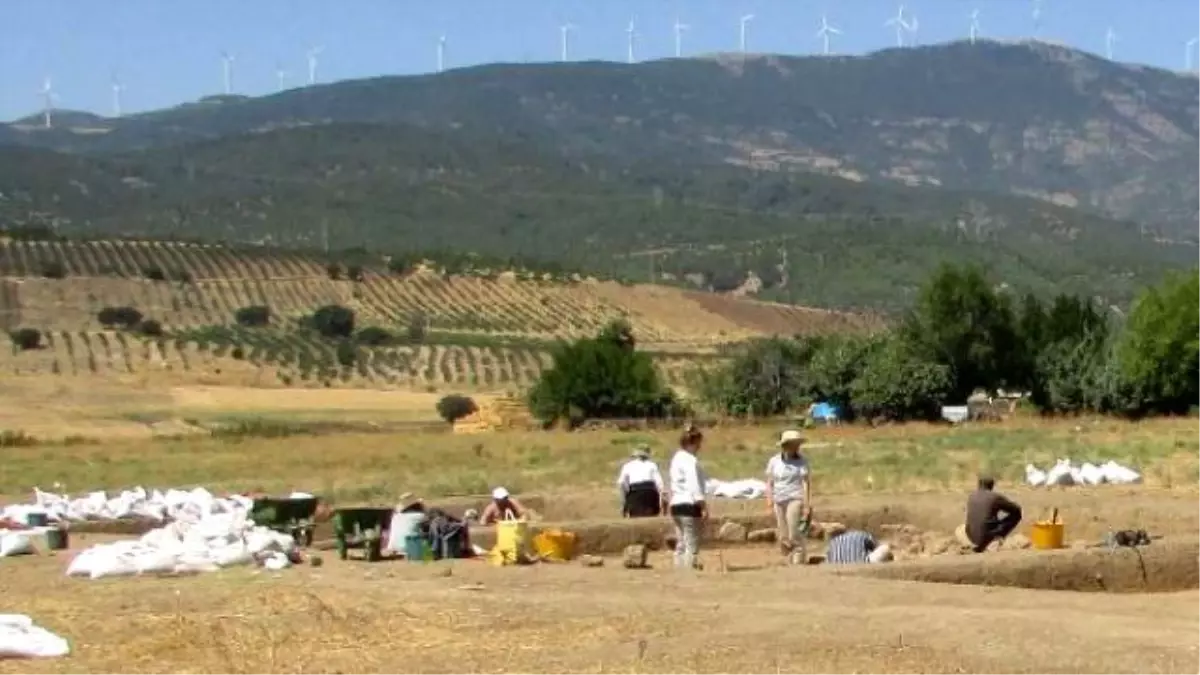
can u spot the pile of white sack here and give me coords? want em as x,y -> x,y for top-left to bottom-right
1025,459 -> 1142,487
0,615 -> 69,659
0,486 -> 312,577
706,478 -> 767,499
2,486 -> 252,525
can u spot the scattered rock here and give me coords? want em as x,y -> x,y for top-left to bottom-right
1001,534 -> 1031,550
805,554 -> 825,565
747,528 -> 776,543
622,544 -> 648,569
308,555 -> 324,567
716,521 -> 748,543
580,555 -> 605,568
904,540 -> 924,556
925,537 -> 955,556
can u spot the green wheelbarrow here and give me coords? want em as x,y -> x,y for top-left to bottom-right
332,507 -> 396,562
249,496 -> 321,548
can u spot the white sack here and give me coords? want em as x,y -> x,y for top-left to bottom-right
0,614 -> 69,659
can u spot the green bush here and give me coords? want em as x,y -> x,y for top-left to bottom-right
311,305 -> 355,339
528,320 -> 683,427
97,306 -> 144,329
142,265 -> 167,281
335,341 -> 358,368
39,261 -> 67,279
849,336 -> 951,422
235,305 -> 272,327
693,337 -> 818,417
436,394 -> 478,423
1114,271 -> 1199,416
405,311 -> 428,344
137,319 -> 165,337
325,263 -> 343,281
9,328 -> 42,351
356,326 -> 394,346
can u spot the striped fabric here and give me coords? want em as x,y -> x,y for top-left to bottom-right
825,529 -> 877,565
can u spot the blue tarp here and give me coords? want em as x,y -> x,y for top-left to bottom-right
811,402 -> 841,421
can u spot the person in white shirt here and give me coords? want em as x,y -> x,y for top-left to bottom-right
617,445 -> 666,518
668,425 -> 708,569
765,429 -> 812,561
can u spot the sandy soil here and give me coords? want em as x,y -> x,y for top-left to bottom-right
0,490 -> 1195,673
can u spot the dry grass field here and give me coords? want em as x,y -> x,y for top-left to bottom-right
0,416 -> 1196,673
0,240 -> 876,391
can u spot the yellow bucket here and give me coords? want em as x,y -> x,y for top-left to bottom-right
490,518 -> 530,566
1030,521 -> 1065,550
532,529 -> 578,562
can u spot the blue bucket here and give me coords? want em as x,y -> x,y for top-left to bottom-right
404,534 -> 427,562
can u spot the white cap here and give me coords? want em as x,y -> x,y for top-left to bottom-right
492,487 -> 510,500
777,429 -> 804,446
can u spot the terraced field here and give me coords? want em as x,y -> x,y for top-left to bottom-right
0,240 -> 873,390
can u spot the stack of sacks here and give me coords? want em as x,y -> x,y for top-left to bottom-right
1025,459 -> 1142,487
66,506 -> 299,579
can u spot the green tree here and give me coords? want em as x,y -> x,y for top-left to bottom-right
899,264 -> 1020,401
436,394 -> 478,424
1115,271 -> 1199,415
311,305 -> 355,339
527,320 -> 680,427
693,337 -> 818,417
849,335 -> 951,422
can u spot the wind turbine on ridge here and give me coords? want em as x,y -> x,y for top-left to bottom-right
38,76 -> 57,129
739,14 -> 755,54
559,23 -> 576,62
220,51 -> 235,94
1104,26 -> 1117,61
111,72 -> 125,117
1185,37 -> 1197,71
969,9 -> 981,44
884,5 -> 917,48
275,63 -> 288,92
626,18 -> 638,64
437,35 -> 447,73
673,17 -> 690,58
307,46 -> 324,85
816,14 -> 842,56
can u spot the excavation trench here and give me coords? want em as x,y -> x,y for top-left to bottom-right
848,537 -> 1200,593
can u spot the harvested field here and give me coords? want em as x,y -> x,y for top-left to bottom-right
0,415 -> 1195,672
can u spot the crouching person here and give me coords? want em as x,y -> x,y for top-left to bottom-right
618,445 -> 666,518
825,529 -> 892,565
959,475 -> 1023,553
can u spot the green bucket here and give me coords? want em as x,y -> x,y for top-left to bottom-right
44,528 -> 69,551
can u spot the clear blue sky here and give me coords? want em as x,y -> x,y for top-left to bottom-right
3,0 -> 1197,121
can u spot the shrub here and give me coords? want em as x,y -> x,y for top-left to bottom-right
137,319 -> 165,337
693,337 -> 818,417
311,305 -> 355,339
235,305 -> 272,327
356,326 -> 394,346
9,328 -> 42,351
326,263 -> 343,281
849,336 -> 951,422
528,320 -> 683,426
171,268 -> 194,283
39,261 -> 66,279
346,264 -> 365,282
335,341 -> 358,368
142,265 -> 167,281
405,311 -> 428,344
436,394 -> 478,424
97,306 -> 144,329
230,346 -> 246,360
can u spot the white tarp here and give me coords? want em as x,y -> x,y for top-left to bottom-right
0,614 -> 69,659
1025,459 -> 1141,487
705,478 -> 767,500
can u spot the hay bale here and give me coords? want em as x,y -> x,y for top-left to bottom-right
622,544 -> 648,569
580,555 -> 604,568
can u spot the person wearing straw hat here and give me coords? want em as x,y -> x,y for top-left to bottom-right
617,444 -> 666,518
765,429 -> 812,560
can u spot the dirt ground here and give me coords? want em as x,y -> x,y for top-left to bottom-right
1,489 -> 1197,674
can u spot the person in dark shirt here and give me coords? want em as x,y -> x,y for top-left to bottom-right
964,476 -> 1023,553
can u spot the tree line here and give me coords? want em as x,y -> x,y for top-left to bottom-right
525,265 -> 1198,426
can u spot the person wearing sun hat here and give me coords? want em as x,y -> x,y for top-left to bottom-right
765,429 -> 813,561
479,486 -> 528,525
616,444 -> 666,518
